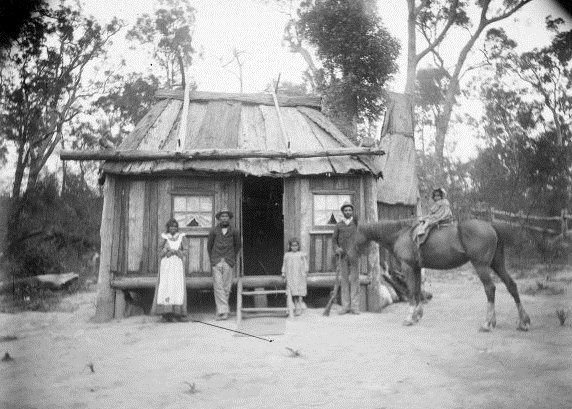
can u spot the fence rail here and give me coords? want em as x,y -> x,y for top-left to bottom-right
472,207 -> 571,237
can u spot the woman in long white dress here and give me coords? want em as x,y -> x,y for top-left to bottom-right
151,218 -> 187,322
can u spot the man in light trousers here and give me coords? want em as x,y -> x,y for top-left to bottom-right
207,210 -> 241,320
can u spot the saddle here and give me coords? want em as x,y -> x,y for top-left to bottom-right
413,218 -> 454,246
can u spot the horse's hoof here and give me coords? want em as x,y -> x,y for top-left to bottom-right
517,322 -> 530,331
491,318 -> 497,328
403,319 -> 415,326
479,324 -> 492,332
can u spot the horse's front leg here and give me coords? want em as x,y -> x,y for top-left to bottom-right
402,262 -> 423,326
474,265 -> 497,332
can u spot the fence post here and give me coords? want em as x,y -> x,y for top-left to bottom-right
490,207 -> 495,222
562,209 -> 568,238
517,210 -> 524,227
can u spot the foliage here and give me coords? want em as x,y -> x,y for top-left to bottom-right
469,20 -> 572,215
0,0 -> 47,53
92,73 -> 160,144
299,0 -> 400,121
484,20 -> 572,145
0,1 -> 122,199
126,0 -> 198,88
281,0 -> 400,140
2,173 -> 102,279
409,0 -> 532,179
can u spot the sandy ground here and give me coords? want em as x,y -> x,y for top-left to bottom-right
1,268 -> 571,409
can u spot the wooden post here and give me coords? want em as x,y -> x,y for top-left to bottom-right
114,290 -> 126,319
177,77 -> 191,151
94,177 -> 116,322
562,209 -> 568,238
236,278 -> 243,324
364,177 -> 384,312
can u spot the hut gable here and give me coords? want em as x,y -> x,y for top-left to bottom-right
104,90 -> 382,177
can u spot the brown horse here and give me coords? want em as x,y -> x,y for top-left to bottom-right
349,219 -> 530,331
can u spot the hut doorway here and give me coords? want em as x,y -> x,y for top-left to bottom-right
242,176 -> 284,276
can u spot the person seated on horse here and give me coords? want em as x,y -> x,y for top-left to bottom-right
415,188 -> 453,244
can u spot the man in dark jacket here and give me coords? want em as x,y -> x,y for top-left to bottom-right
332,202 -> 360,315
207,210 -> 241,320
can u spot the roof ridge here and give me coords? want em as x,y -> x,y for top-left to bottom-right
155,89 -> 322,109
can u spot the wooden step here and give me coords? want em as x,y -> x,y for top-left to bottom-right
240,307 -> 289,313
241,289 -> 287,296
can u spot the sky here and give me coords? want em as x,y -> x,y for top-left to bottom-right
80,0 -> 571,92
0,0 -> 570,192
78,0 -> 571,161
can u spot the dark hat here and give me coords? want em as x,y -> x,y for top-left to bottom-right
216,210 -> 234,219
340,202 -> 354,212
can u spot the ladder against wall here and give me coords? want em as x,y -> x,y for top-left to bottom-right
236,277 -> 294,324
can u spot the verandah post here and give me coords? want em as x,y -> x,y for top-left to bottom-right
365,177 -> 384,312
94,177 -> 116,322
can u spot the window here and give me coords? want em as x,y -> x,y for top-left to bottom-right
313,194 -> 352,226
173,195 -> 214,228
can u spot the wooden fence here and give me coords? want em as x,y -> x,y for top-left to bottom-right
472,207 -> 571,237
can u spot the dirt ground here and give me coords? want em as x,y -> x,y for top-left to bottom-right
1,266 -> 571,409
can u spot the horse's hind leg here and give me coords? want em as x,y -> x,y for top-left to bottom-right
473,264 -> 497,332
402,262 -> 423,326
491,246 -> 530,331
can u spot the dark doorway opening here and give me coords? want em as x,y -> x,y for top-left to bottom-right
242,176 -> 284,276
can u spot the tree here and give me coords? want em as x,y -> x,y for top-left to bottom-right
126,0 -> 197,88
414,66 -> 448,153
0,0 -> 48,54
220,48 -> 248,93
406,0 -> 532,180
484,20 -> 572,146
274,0 -> 400,140
0,1 -> 121,200
93,72 -> 160,143
469,54 -> 571,215
476,20 -> 572,212
0,1 -> 121,254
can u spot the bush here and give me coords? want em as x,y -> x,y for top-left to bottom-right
1,172 -> 102,291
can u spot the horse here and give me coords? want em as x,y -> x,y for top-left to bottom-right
349,219 -> 531,331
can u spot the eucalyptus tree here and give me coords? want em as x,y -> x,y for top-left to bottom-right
406,0 -> 532,180
0,2 -> 121,199
126,0 -> 197,88
273,0 -> 400,141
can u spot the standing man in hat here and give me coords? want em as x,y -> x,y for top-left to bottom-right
332,202 -> 360,315
207,209 -> 241,320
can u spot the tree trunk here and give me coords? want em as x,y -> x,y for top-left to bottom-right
404,0 -> 417,96
25,157 -> 42,194
11,143 -> 26,199
61,139 -> 67,195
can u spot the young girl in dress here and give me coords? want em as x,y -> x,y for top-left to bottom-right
151,218 -> 187,322
281,237 -> 309,316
